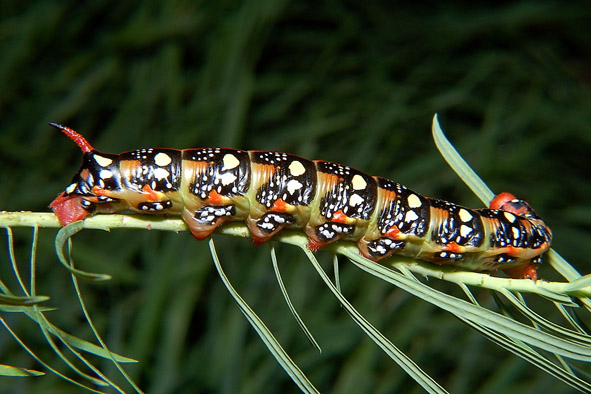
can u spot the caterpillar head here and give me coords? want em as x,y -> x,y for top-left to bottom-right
490,192 -> 538,218
490,192 -> 553,247
50,123 -> 123,226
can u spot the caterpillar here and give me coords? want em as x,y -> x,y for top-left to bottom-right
49,123 -> 552,280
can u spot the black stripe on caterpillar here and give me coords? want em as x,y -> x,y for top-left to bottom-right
48,123 -> 552,280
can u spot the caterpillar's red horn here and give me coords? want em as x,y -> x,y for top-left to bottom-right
49,122 -> 94,153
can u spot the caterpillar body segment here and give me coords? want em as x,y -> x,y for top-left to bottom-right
49,124 -> 552,280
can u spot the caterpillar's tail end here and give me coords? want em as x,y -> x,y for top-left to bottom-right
50,192 -> 90,226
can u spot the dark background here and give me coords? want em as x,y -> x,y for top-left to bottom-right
1,1 -> 590,393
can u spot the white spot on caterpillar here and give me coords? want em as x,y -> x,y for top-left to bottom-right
460,224 -> 472,238
349,193 -> 364,206
261,222 -> 274,230
405,210 -> 419,222
154,152 -> 172,166
407,194 -> 422,208
375,244 -> 387,254
99,169 -> 113,179
504,212 -> 516,223
222,154 -> 240,170
94,155 -> 112,167
220,172 -> 237,186
352,174 -> 367,190
286,179 -> 303,194
154,167 -> 170,180
288,160 -> 306,176
66,183 -> 77,194
458,208 -> 472,222
512,227 -> 520,239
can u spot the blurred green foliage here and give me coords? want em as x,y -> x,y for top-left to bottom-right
0,0 -> 589,393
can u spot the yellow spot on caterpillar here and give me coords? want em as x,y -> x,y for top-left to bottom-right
288,160 -> 306,176
222,154 -> 240,170
154,152 -> 172,166
94,155 -> 113,167
352,174 -> 366,190
407,194 -> 422,208
504,212 -> 516,223
458,208 -> 472,222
